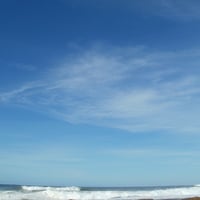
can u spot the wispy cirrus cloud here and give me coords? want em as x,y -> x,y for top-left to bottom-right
1,45 -> 200,133
160,0 -> 200,20
136,0 -> 200,21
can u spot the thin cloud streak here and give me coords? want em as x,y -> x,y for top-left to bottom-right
1,45 -> 200,133
0,145 -> 85,167
107,148 -> 200,158
160,0 -> 200,20
136,0 -> 200,21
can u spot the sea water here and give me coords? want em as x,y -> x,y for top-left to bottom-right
0,184 -> 200,200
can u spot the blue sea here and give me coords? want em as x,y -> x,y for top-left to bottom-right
0,184 -> 200,200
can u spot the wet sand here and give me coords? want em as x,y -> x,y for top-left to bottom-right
183,198 -> 200,200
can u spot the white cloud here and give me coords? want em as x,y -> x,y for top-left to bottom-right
1,45 -> 200,133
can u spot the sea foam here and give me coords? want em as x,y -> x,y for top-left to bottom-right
22,185 -> 80,192
0,185 -> 200,200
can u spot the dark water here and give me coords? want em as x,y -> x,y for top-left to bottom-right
0,184 -> 189,191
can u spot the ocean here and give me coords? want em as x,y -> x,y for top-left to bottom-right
0,184 -> 200,200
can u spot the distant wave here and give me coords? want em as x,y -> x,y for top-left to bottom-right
194,184 -> 200,187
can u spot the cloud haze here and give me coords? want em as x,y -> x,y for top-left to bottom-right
1,45 -> 200,133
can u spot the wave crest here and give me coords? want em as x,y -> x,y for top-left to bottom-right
22,185 -> 80,192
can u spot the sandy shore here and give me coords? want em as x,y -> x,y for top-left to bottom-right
139,198 -> 200,200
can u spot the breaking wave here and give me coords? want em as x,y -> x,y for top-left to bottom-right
0,185 -> 200,200
21,185 -> 80,192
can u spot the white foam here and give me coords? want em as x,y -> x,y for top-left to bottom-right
22,185 -> 80,192
22,185 -> 47,191
1,185 -> 200,200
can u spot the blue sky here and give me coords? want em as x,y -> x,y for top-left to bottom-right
1,0 -> 200,186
